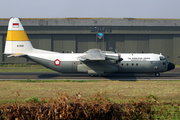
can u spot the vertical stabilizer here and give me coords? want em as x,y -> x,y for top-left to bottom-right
4,18 -> 33,54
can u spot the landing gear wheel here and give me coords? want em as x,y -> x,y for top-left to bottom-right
89,75 -> 97,77
155,72 -> 160,77
89,75 -> 94,77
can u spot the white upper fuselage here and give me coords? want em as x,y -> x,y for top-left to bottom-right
26,49 -> 162,62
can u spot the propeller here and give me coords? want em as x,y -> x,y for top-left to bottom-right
115,49 -> 123,62
115,49 -> 117,53
116,53 -> 123,63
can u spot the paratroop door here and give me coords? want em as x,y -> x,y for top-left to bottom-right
72,62 -> 77,72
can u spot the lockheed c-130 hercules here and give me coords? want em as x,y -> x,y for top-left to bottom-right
4,18 -> 175,77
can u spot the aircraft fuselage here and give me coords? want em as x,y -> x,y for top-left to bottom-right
25,49 -> 174,76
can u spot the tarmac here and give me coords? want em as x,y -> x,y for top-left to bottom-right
0,68 -> 179,80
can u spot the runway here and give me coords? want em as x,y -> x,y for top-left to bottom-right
0,68 -> 179,80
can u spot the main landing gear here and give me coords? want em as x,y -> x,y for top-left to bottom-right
155,72 -> 160,77
89,75 -> 102,77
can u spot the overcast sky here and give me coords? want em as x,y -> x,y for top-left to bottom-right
1,0 -> 180,18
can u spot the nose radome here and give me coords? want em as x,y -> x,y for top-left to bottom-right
168,62 -> 175,71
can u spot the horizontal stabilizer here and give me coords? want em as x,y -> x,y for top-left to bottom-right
7,53 -> 26,57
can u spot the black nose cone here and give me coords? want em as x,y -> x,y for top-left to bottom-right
168,62 -> 175,71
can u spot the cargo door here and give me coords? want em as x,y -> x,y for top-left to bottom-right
72,62 -> 77,72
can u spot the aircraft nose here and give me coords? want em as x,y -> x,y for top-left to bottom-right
167,62 -> 175,71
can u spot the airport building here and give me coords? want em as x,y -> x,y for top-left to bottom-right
0,18 -> 180,63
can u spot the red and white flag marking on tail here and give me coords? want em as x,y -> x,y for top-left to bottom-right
13,23 -> 19,28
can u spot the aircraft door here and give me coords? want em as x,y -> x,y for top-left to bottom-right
72,62 -> 78,72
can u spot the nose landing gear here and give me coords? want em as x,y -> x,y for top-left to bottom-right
155,72 -> 160,77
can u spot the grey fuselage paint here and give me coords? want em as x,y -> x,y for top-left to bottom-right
25,55 -> 168,74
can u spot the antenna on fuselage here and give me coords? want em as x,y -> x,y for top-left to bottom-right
115,49 -> 117,53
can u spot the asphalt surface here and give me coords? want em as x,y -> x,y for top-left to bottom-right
0,68 -> 179,80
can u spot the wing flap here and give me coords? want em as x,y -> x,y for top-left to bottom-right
78,49 -> 123,62
78,49 -> 105,61
79,54 -> 105,61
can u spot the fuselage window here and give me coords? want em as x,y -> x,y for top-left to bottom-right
121,63 -> 123,66
127,63 -> 128,66
163,62 -> 166,65
136,63 -> 138,66
132,63 -> 134,66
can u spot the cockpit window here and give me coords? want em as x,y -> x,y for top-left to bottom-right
159,56 -> 165,61
165,58 -> 169,64
160,56 -> 169,63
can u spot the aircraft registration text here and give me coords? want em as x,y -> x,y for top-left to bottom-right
128,57 -> 150,61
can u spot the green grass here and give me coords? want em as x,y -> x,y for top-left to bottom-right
0,63 -> 44,68
0,68 -> 55,72
26,96 -> 39,103
0,99 -> 21,104
0,63 -> 55,72
0,97 -> 40,104
14,79 -> 101,83
0,80 -> 180,119
175,64 -> 180,67
0,80 -> 180,102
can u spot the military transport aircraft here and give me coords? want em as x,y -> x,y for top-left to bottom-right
4,18 -> 175,77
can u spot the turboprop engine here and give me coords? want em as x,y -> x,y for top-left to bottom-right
100,51 -> 123,64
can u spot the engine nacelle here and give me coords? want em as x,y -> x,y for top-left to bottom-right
105,55 -> 119,61
105,54 -> 123,63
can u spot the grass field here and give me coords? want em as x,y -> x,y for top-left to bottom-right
0,64 -> 180,119
1,80 -> 180,119
0,63 -> 56,72
0,68 -> 55,72
0,80 -> 180,104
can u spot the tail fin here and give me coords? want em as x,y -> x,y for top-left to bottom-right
4,18 -> 33,56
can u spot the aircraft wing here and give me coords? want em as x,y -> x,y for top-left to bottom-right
78,49 -> 105,61
78,49 -> 123,62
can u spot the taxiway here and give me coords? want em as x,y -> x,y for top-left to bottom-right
0,68 -> 179,80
